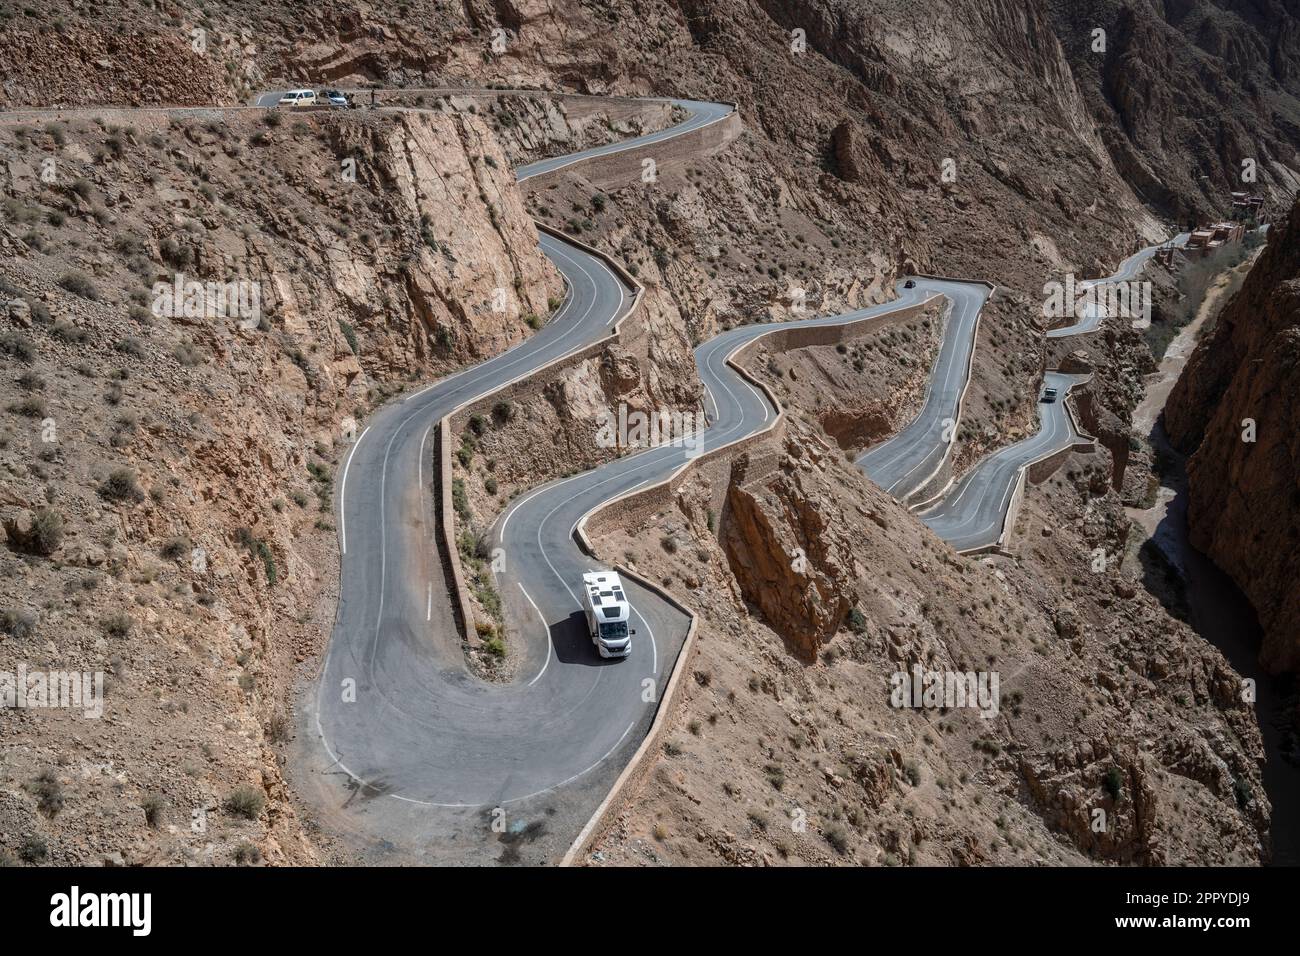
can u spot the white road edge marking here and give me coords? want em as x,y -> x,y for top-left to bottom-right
338,425 -> 371,555
634,608 -> 658,676
521,583 -> 552,687
417,423 -> 431,491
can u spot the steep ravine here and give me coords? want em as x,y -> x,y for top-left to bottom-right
1144,203 -> 1300,865
1127,261 -> 1300,865
1165,198 -> 1300,675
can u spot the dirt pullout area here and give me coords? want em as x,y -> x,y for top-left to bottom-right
0,105 -> 556,866
578,418 -> 1265,865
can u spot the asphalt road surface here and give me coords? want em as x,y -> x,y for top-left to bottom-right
856,280 -> 991,501
907,235 -> 1185,552
917,371 -> 1091,551
252,88 -> 733,187
501,280 -> 941,578
514,99 -> 734,180
317,230 -> 668,808
1046,234 -> 1188,337
306,99 -> 733,857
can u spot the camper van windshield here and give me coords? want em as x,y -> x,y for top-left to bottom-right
599,621 -> 628,641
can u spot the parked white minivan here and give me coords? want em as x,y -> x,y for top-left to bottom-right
277,89 -> 318,108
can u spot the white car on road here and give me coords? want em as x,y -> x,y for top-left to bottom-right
277,89 -> 318,108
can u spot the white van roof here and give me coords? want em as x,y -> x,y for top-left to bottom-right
583,570 -> 629,622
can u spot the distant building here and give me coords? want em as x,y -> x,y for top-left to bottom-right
1183,221 -> 1244,258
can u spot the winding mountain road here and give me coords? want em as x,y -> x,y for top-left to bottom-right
1046,233 -> 1188,337
319,229 -> 675,809
856,280 -> 990,501
917,371 -> 1090,552
305,98 -> 740,855
904,236 -> 1188,552
0,85 -> 1223,862
276,88 -> 1181,852
515,98 -> 734,180
311,92 -> 938,816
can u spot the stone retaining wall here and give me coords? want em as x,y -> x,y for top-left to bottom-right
434,417 -> 476,639
580,299 -> 939,543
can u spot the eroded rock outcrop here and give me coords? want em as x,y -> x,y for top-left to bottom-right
1019,743 -> 1159,863
722,437 -> 859,660
591,409 -> 1268,865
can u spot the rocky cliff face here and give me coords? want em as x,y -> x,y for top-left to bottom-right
344,109 -> 564,365
1165,197 -> 1300,673
1047,0 -> 1300,222
0,105 -> 555,865
722,440 -> 858,660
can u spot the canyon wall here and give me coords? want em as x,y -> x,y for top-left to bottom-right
1165,196 -> 1300,673
1047,0 -> 1300,222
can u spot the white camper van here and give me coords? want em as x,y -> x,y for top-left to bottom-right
582,570 -> 634,659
